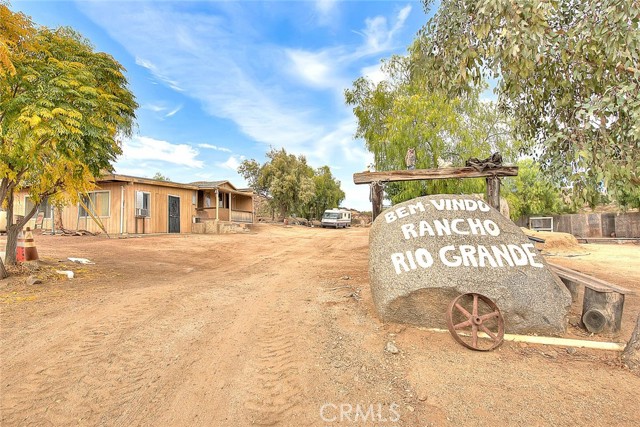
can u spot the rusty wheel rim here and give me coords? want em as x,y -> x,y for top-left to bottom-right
446,293 -> 504,351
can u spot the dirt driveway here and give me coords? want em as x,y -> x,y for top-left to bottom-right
1,225 -> 639,426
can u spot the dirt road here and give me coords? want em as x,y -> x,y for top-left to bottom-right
1,225 -> 639,426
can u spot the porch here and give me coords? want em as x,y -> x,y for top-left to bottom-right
191,181 -> 254,232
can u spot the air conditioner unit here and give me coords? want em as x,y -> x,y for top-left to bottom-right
136,208 -> 149,217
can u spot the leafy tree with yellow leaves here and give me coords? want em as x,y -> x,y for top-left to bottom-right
0,3 -> 137,274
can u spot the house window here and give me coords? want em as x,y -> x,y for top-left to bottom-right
135,191 -> 151,217
79,191 -> 110,217
25,196 -> 52,217
218,192 -> 227,208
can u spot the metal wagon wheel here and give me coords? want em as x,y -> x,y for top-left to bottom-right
446,293 -> 505,351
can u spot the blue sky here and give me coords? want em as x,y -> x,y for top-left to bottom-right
13,0 -> 433,211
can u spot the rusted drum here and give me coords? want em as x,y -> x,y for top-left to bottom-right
446,293 -> 505,351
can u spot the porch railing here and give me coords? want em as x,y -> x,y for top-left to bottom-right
231,210 -> 253,223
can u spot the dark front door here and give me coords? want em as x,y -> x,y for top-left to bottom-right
168,196 -> 180,233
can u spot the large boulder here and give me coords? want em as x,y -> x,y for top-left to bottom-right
369,195 -> 571,335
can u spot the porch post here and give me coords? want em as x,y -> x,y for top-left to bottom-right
215,189 -> 219,220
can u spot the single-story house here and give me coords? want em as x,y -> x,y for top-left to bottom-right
13,174 -> 254,235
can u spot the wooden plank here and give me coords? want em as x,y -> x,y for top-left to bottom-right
353,166 -> 519,185
547,263 -> 635,295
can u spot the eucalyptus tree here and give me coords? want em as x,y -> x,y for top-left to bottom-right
305,166 -> 345,220
412,0 -> 640,207
239,148 -> 316,219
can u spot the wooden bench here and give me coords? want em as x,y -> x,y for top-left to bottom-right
548,262 -> 636,334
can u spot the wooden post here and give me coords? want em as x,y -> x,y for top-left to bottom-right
559,278 -> 580,302
485,176 -> 500,211
371,182 -> 383,221
622,313 -> 640,371
581,288 -> 625,333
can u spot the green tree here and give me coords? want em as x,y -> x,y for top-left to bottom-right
0,4 -> 137,272
237,159 -> 268,197
305,166 -> 345,220
239,148 -> 315,218
412,0 -> 640,208
152,172 -> 170,181
503,159 -> 573,220
345,55 -> 517,204
238,149 -> 345,219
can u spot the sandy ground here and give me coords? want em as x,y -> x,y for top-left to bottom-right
1,224 -> 639,427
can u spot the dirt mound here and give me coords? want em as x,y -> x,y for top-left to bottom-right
521,228 -> 588,254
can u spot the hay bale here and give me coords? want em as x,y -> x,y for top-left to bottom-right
520,228 -> 587,254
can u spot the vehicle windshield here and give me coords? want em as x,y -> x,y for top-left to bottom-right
323,212 -> 339,219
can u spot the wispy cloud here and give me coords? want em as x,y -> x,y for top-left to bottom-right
198,143 -> 232,153
118,135 -> 204,168
135,57 -> 184,92
142,102 -> 183,119
360,62 -> 387,85
216,155 -> 246,171
354,4 -> 412,56
78,4 -> 323,150
286,5 -> 412,91
164,104 -> 182,118
286,48 -> 347,89
314,0 -> 339,26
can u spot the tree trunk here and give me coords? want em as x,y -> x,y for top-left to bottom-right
4,226 -> 19,265
623,314 -> 640,371
4,190 -> 38,266
0,258 -> 7,279
54,206 -> 64,231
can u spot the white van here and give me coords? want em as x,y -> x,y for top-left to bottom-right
321,209 -> 351,228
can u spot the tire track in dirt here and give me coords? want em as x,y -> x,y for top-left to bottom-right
1,283 -> 249,426
242,309 -> 304,426
1,226 -> 360,426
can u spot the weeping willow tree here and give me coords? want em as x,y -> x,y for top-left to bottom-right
345,54 -> 517,204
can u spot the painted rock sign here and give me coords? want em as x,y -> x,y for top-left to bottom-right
369,195 -> 571,334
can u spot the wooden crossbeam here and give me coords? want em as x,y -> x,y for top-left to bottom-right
352,166 -> 518,184
548,262 -> 635,295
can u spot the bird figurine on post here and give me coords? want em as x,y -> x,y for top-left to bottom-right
405,147 -> 416,170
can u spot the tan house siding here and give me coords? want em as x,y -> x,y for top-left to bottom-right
119,183 -> 196,234
13,174 -> 253,234
14,182 -> 196,234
